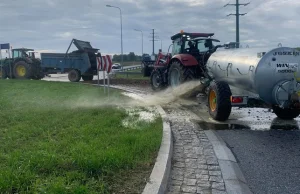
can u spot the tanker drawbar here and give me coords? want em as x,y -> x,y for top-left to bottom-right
205,46 -> 300,121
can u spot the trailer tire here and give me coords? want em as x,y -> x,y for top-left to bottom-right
208,81 -> 232,121
168,61 -> 194,88
68,69 -> 81,82
272,106 -> 300,120
150,69 -> 165,91
13,61 -> 32,79
82,75 -> 94,81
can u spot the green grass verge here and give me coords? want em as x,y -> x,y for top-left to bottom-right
113,69 -> 148,80
0,80 -> 162,194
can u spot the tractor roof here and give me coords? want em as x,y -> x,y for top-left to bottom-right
171,32 -> 214,40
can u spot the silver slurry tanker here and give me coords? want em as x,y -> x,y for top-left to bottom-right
205,46 -> 300,120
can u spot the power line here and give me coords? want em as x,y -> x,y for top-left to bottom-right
224,0 -> 250,48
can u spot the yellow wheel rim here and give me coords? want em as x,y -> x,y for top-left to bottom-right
209,90 -> 217,111
16,65 -> 26,77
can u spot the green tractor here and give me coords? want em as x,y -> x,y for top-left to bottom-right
0,48 -> 43,80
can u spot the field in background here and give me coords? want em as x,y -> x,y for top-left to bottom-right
0,80 -> 162,194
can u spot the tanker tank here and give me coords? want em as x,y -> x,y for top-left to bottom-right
206,46 -> 300,108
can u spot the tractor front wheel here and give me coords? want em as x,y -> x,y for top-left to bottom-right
208,81 -> 232,121
68,69 -> 81,82
82,75 -> 94,81
150,69 -> 165,91
272,106 -> 300,120
13,61 -> 32,79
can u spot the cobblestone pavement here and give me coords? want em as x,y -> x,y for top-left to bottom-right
163,105 -> 227,194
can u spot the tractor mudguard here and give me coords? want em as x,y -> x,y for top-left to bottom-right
171,54 -> 198,67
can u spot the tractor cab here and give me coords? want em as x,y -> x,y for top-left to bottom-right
12,48 -> 36,59
170,32 -> 220,64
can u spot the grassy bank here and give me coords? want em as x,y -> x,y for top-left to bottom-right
0,80 -> 162,193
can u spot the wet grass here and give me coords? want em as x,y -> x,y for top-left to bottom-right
0,80 -> 162,194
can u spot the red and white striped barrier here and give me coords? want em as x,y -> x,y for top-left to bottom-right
96,55 -> 113,73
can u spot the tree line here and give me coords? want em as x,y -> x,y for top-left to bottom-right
112,52 -> 144,62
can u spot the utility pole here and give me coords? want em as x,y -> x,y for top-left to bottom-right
224,0 -> 249,48
150,29 -> 159,55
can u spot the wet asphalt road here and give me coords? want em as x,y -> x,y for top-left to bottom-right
216,129 -> 300,194
177,99 -> 300,194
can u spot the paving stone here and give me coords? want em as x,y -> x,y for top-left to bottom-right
197,174 -> 209,181
212,189 -> 227,194
209,171 -> 222,176
174,162 -> 185,168
197,188 -> 212,194
206,158 -> 219,165
198,181 -> 211,189
168,185 -> 181,193
211,182 -> 225,191
198,164 -> 208,170
184,178 -> 197,186
208,165 -> 221,171
195,169 -> 209,175
171,179 -> 183,186
182,185 -> 197,193
209,176 -> 224,183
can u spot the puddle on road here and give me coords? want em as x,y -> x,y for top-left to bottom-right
197,121 -> 251,130
196,119 -> 300,131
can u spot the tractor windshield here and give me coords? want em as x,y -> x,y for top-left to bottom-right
184,39 -> 215,53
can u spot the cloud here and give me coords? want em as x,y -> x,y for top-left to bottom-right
0,0 -> 299,57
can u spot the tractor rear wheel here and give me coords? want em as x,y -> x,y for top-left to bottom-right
168,61 -> 194,88
208,81 -> 232,121
13,61 -> 32,79
82,75 -> 94,81
272,106 -> 300,120
68,69 -> 81,82
150,69 -> 165,91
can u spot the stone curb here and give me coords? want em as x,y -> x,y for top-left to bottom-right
205,130 -> 253,194
89,84 -> 173,194
142,105 -> 173,194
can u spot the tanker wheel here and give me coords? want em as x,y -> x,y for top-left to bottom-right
150,69 -> 165,91
68,69 -> 81,82
208,81 -> 232,121
168,61 -> 194,88
82,75 -> 94,81
272,105 -> 300,120
13,61 -> 32,79
0,68 -> 8,79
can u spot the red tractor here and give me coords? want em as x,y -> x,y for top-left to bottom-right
150,31 -> 222,90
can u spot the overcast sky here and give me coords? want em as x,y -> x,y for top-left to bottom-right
0,0 -> 299,57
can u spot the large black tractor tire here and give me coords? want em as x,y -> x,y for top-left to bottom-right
150,69 -> 165,91
81,75 -> 94,81
13,61 -> 32,79
272,105 -> 300,120
168,61 -> 194,88
207,81 -> 232,121
0,67 -> 8,79
68,69 -> 81,82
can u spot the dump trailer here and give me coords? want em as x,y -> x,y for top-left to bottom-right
40,39 -> 99,82
204,46 -> 300,121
